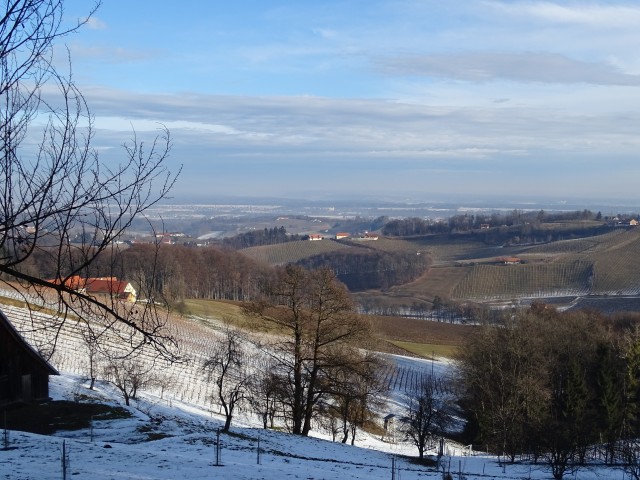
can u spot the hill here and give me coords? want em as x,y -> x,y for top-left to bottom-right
379,226 -> 640,308
235,225 -> 640,313
241,238 -> 353,265
0,297 -> 469,479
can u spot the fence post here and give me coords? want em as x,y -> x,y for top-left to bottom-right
391,456 -> 396,480
257,437 -> 261,465
215,427 -> 221,466
61,440 -> 68,480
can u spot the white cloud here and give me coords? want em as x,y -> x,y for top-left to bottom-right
79,86 -> 640,167
487,1 -> 640,29
375,52 -> 640,85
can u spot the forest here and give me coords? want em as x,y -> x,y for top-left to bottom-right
457,304 -> 640,479
296,249 -> 429,291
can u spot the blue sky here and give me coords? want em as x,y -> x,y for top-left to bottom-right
57,1 -> 640,203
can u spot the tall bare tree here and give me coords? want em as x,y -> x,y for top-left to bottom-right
246,265 -> 371,436
0,1 -> 179,359
247,358 -> 282,430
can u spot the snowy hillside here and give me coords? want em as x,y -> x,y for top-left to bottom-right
2,372 -> 629,480
0,300 -> 631,479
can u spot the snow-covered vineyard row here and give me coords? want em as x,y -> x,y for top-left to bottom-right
2,300 -> 439,416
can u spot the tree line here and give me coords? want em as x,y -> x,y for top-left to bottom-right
456,304 -> 640,479
23,238 -> 433,306
222,226 -> 303,249
382,209 -> 611,237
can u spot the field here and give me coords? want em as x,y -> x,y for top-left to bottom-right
367,314 -> 473,352
241,239 -> 352,265
179,297 -> 472,359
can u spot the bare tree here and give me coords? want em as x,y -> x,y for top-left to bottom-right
401,372 -> 451,460
80,321 -> 101,390
103,356 -> 156,407
246,265 -> 371,436
248,360 -> 282,430
330,351 -> 388,445
0,1 -> 180,360
203,324 -> 252,432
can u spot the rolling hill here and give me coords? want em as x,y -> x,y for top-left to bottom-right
239,225 -> 640,311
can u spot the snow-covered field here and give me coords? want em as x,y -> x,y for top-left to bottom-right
0,299 -> 631,479
1,370 -> 629,480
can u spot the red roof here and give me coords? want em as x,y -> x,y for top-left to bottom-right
48,275 -> 86,290
47,276 -> 134,299
84,278 -> 130,295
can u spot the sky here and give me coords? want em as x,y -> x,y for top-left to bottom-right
54,1 -> 640,204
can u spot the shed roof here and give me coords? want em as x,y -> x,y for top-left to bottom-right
0,309 -> 59,375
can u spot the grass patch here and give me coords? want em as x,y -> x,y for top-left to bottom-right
182,299 -> 244,320
3,400 -> 131,435
181,299 -> 264,331
389,341 -> 459,359
181,299 -> 298,336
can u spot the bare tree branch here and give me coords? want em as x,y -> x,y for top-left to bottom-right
0,0 -> 181,362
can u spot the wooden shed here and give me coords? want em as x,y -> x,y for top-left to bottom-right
0,309 -> 59,407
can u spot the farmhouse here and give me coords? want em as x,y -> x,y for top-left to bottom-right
499,256 -> 522,265
308,234 -> 323,241
85,277 -> 137,303
631,219 -> 639,226
335,232 -> 350,240
48,276 -> 137,303
0,309 -> 58,407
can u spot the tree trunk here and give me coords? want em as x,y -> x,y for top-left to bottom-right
223,414 -> 232,432
301,367 -> 319,436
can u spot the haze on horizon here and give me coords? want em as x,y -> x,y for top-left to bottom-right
60,1 -> 640,205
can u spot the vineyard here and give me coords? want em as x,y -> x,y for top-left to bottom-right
523,230 -> 624,256
405,238 -> 502,266
388,266 -> 471,301
451,260 -> 593,300
590,229 -> 640,295
379,355 -> 452,395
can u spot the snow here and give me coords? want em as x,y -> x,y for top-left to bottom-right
0,301 -> 630,479
1,370 -> 629,480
